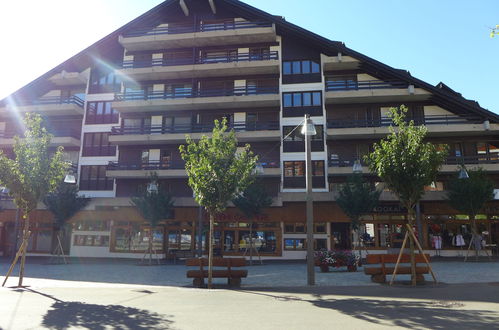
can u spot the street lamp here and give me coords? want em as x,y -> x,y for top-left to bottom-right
301,114 -> 316,286
147,180 -> 159,193
458,165 -> 469,180
352,160 -> 363,173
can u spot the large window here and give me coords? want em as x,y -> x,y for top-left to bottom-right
283,125 -> 324,152
89,68 -> 121,94
112,222 -> 164,253
82,133 -> 116,157
86,102 -> 119,124
283,60 -> 320,75
79,165 -> 114,191
282,91 -> 322,117
27,222 -> 53,253
325,75 -> 358,91
283,161 -> 325,188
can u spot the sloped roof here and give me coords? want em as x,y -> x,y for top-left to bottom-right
2,0 -> 497,121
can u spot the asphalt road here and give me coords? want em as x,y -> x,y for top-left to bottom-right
1,280 -> 499,329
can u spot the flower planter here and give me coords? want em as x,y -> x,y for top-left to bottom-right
319,264 -> 329,272
347,265 -> 357,272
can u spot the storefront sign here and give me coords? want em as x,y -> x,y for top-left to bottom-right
214,213 -> 269,222
372,204 -> 407,214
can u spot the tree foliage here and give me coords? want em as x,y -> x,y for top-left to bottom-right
491,25 -> 499,38
0,113 -> 67,215
336,173 -> 381,230
446,168 -> 494,219
179,119 -> 257,215
44,183 -> 90,230
233,181 -> 272,221
131,176 -> 174,228
365,106 -> 448,216
180,118 -> 257,287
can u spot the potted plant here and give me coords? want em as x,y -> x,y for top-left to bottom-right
314,250 -> 335,272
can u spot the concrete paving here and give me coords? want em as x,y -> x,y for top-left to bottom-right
1,258 -> 499,329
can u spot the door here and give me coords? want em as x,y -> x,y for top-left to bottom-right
331,223 -> 351,249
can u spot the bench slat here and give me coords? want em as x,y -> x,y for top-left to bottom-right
187,270 -> 248,278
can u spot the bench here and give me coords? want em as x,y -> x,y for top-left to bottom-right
364,253 -> 430,283
186,257 -> 248,287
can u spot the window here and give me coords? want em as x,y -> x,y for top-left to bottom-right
284,223 -> 326,234
283,161 -> 326,188
74,235 -> 110,247
112,224 -> 164,253
283,125 -> 324,152
282,91 -> 322,117
282,60 -> 320,75
80,165 -> 113,191
89,67 -> 121,93
86,102 -> 119,124
284,238 -> 306,250
82,133 -> 116,157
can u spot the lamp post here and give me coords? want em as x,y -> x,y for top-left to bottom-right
301,114 -> 317,286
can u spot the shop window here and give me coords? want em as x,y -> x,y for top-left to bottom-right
73,220 -> 111,231
86,101 -> 119,124
315,223 -> 327,233
284,238 -> 306,250
82,132 -> 116,157
168,229 -> 193,251
210,222 -> 279,255
112,224 -> 164,253
74,235 -> 110,247
27,222 -> 53,253
315,238 -> 327,250
79,165 -> 114,191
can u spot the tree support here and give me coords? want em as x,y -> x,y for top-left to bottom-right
50,234 -> 68,264
2,233 -> 29,287
389,224 -> 437,286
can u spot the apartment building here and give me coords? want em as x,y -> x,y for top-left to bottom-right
1,0 -> 498,259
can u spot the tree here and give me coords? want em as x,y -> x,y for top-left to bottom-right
336,173 -> 381,256
232,181 -> 273,265
446,168 -> 493,260
44,183 -> 90,261
131,174 -> 174,265
179,119 -> 257,288
365,105 -> 448,285
490,25 -> 499,38
1,113 -> 67,287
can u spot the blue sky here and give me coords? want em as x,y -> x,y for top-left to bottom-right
1,0 -> 497,113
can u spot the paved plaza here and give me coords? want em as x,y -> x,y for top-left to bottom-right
1,258 -> 499,329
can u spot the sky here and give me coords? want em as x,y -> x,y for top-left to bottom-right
0,0 -> 498,113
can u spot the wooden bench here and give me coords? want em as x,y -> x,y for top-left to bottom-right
186,257 -> 248,287
364,254 -> 430,283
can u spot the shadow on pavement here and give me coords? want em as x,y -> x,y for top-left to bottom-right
42,301 -> 174,330
236,290 -> 499,329
312,297 -> 499,329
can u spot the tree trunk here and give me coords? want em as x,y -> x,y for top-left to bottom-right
208,213 -> 214,289
471,216 -> 479,260
18,213 -> 30,287
407,206 -> 417,286
249,220 -> 253,266
148,227 -> 153,265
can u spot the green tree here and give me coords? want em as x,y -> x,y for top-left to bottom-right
490,25 -> 499,38
336,173 -> 381,256
233,181 -> 273,265
179,119 -> 257,288
446,168 -> 493,259
131,174 -> 174,265
365,105 -> 448,285
44,183 -> 90,259
0,113 -> 67,287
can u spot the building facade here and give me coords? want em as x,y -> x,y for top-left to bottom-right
1,0 -> 499,259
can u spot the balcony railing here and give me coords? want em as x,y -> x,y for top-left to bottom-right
115,86 -> 279,102
327,115 -> 484,129
107,160 -> 186,171
325,80 -> 408,92
31,96 -> 84,107
122,21 -> 273,38
122,51 -> 279,69
0,128 -> 81,139
327,155 -> 499,168
445,155 -> 499,165
110,121 -> 280,135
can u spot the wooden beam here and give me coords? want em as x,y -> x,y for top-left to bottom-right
208,0 -> 217,14
179,0 -> 189,16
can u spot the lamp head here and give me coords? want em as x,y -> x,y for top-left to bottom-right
301,116 -> 317,136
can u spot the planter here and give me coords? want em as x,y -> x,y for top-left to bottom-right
347,265 -> 357,272
319,265 -> 329,272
